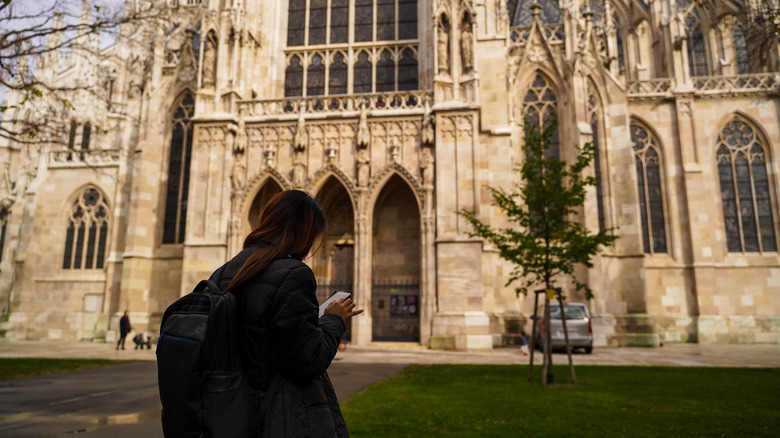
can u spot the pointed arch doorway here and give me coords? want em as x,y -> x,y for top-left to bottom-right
313,177 -> 355,340
372,175 -> 421,342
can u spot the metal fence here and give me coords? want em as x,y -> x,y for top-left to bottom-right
371,281 -> 420,342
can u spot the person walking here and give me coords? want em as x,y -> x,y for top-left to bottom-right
116,310 -> 131,350
214,190 -> 362,437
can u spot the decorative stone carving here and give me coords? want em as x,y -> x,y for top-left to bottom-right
437,15 -> 451,75
202,33 -> 217,87
421,97 -> 435,147
389,138 -> 401,162
460,16 -> 474,74
293,163 -> 307,188
325,141 -> 338,163
264,145 -> 277,167
420,146 -> 435,187
356,103 -> 370,149
357,148 -> 370,187
293,101 -> 307,153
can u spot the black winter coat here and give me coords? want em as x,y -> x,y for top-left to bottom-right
213,247 -> 349,438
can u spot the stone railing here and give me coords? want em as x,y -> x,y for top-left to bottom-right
510,25 -> 565,45
50,148 -> 122,167
692,73 -> 780,96
238,91 -> 432,118
626,78 -> 675,99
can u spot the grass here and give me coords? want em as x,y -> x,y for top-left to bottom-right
341,364 -> 780,437
0,358 -> 125,380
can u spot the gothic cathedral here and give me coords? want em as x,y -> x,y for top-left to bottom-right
1,0 -> 779,349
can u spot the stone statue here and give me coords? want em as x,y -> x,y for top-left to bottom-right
421,96 -> 435,146
293,163 -> 307,188
357,148 -> 370,187
356,103 -> 370,149
202,35 -> 216,86
461,18 -> 474,74
389,138 -> 401,162
234,110 -> 247,156
437,17 -> 450,75
294,102 -> 307,153
420,146 -> 435,187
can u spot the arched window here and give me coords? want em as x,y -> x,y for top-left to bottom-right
588,84 -> 606,233
329,52 -> 348,95
376,49 -> 395,92
398,48 -> 418,91
68,120 -> 77,149
81,121 -> 91,150
523,73 -> 559,159
717,119 -> 777,252
631,123 -> 667,254
733,24 -> 749,74
307,54 -> 325,96
354,51 -> 373,93
62,187 -> 109,269
285,55 -> 303,97
681,3 -> 708,77
162,93 -> 195,244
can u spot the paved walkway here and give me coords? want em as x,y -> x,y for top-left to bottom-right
0,341 -> 778,437
2,340 -> 779,367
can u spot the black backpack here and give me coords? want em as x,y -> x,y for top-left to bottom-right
156,273 -> 255,437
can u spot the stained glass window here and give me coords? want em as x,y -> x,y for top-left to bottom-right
285,56 -> 303,97
717,120 -> 777,252
511,0 -> 563,27
399,0 -> 417,39
632,124 -> 667,254
308,0 -> 327,45
163,93 -> 195,244
307,54 -> 326,96
330,0 -> 349,44
377,0 -> 396,41
68,121 -> 77,149
285,1 -> 419,95
355,0 -> 373,42
588,86 -> 606,233
287,0 -> 305,46
682,7 -> 709,77
398,48 -> 418,91
62,188 -> 110,269
354,51 -> 373,93
376,50 -> 395,92
523,74 -> 559,159
329,52 -> 348,95
733,24 -> 749,74
81,121 -> 91,150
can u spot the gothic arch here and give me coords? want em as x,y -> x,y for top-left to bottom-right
240,168 -> 293,219
367,162 -> 424,212
713,114 -> 778,253
61,185 -> 111,270
712,110 -> 775,157
310,163 -> 357,212
511,69 -> 564,126
629,116 -> 671,255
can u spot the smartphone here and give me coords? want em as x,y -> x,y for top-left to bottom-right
318,291 -> 352,317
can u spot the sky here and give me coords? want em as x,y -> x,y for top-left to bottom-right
0,0 -> 126,107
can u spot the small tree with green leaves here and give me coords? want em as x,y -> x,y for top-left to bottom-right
459,115 -> 617,384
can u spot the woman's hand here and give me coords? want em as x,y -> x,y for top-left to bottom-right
324,297 -> 364,323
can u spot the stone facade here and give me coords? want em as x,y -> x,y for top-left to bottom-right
1,0 -> 779,348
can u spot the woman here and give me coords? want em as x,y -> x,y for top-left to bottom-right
214,190 -> 362,437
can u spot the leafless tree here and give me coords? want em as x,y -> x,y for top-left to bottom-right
733,0 -> 780,72
0,0 -> 165,146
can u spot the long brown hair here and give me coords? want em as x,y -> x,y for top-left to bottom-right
224,190 -> 326,292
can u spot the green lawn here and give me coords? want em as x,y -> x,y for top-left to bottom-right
0,358 -> 124,380
341,365 -> 779,437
